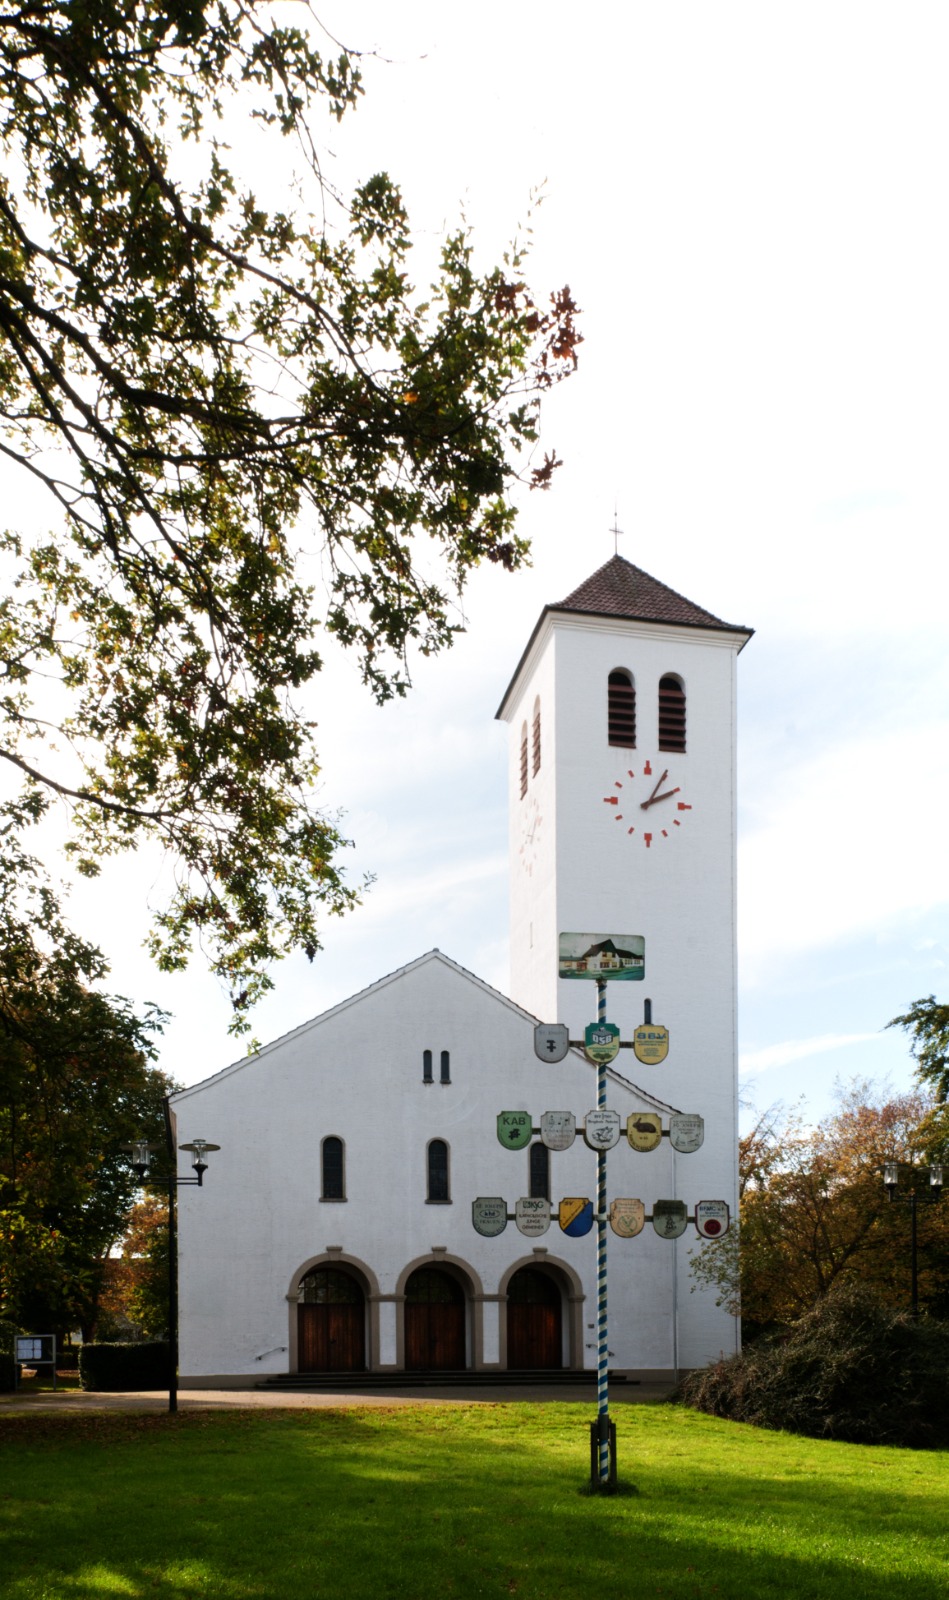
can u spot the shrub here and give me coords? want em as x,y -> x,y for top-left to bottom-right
79,1341 -> 170,1391
678,1281 -> 949,1448
0,1353 -> 17,1392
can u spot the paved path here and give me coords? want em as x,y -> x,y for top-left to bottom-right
2,1381 -> 674,1413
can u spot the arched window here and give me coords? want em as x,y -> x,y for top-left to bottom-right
422,1049 -> 433,1083
427,1139 -> 450,1203
658,675 -> 686,752
519,723 -> 529,798
529,1142 -> 550,1200
532,698 -> 541,776
440,1049 -> 451,1084
608,670 -> 636,747
321,1136 -> 345,1201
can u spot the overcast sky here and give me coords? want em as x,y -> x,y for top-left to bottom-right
19,4 -> 949,1126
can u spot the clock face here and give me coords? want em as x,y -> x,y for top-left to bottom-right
518,796 -> 543,875
602,759 -> 691,847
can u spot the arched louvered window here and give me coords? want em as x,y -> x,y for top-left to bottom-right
608,670 -> 636,748
532,698 -> 541,776
321,1136 -> 345,1201
427,1139 -> 450,1203
519,723 -> 529,798
658,675 -> 686,752
529,1142 -> 550,1200
422,1049 -> 433,1083
440,1050 -> 451,1084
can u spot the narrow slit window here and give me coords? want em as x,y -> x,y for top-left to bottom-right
608,670 -> 636,748
440,1050 -> 450,1084
427,1139 -> 450,1203
658,675 -> 686,752
422,1049 -> 433,1083
519,723 -> 529,798
529,1141 -> 550,1200
321,1136 -> 345,1201
532,698 -> 541,776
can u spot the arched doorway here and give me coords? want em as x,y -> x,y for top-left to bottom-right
298,1267 -> 366,1373
404,1267 -> 466,1371
506,1267 -> 563,1370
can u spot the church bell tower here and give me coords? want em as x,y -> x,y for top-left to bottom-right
496,555 -> 752,1095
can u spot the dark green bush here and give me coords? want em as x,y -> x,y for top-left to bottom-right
79,1341 -> 169,1391
678,1282 -> 949,1448
0,1353 -> 17,1392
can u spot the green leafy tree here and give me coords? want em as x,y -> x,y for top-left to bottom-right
691,1084 -> 949,1333
889,997 -> 949,1156
0,916 -> 172,1338
0,1 -> 580,1024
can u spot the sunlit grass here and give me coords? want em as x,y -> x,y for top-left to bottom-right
1,1403 -> 947,1598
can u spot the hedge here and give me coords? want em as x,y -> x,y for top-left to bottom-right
79,1341 -> 170,1391
677,1281 -> 949,1449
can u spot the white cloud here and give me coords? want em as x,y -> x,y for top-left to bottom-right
739,1032 -> 880,1077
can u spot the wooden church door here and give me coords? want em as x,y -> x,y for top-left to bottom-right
298,1267 -> 366,1372
404,1267 -> 466,1370
506,1267 -> 563,1369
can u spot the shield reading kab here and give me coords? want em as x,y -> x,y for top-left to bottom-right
472,1197 -> 508,1237
627,1112 -> 662,1152
497,1111 -> 533,1150
534,1023 -> 569,1063
652,1199 -> 688,1240
541,1110 -> 576,1151
609,1198 -> 646,1238
583,1109 -> 621,1150
516,1197 -> 551,1237
670,1114 -> 704,1154
559,1197 -> 595,1237
695,1201 -> 730,1239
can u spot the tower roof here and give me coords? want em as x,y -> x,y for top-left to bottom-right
496,554 -> 752,719
557,554 -> 747,632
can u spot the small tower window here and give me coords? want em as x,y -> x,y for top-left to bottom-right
427,1139 -> 450,1203
529,1142 -> 550,1200
658,675 -> 686,752
422,1049 -> 433,1083
440,1050 -> 451,1084
532,698 -> 541,776
519,722 -> 529,798
321,1136 -> 345,1201
608,670 -> 636,748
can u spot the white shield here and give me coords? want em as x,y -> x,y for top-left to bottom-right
515,1197 -> 551,1237
534,1023 -> 569,1063
695,1200 -> 730,1239
670,1114 -> 704,1153
583,1109 -> 621,1150
540,1111 -> 576,1151
609,1198 -> 646,1238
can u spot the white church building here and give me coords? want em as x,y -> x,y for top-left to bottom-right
172,555 -> 752,1384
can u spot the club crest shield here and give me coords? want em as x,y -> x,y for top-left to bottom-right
652,1199 -> 688,1240
670,1114 -> 704,1153
627,1112 -> 662,1152
609,1198 -> 646,1238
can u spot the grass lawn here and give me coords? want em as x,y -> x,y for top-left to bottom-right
1,1402 -> 947,1599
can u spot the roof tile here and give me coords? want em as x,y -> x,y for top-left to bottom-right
555,555 -> 745,631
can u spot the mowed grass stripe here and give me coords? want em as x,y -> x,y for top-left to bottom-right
0,1403 -> 947,1599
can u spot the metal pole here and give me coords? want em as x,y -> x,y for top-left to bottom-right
164,1099 -> 179,1415
910,1188 -> 918,1320
596,978 -> 609,1486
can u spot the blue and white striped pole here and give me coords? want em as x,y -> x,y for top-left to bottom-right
596,977 -> 610,1485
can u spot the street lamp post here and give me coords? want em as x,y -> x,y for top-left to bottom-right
883,1160 -> 943,1318
127,1102 -> 220,1413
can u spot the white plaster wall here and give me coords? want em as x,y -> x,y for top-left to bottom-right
173,952 -> 736,1379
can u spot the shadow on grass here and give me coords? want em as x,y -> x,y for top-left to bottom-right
0,1406 -> 946,1600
